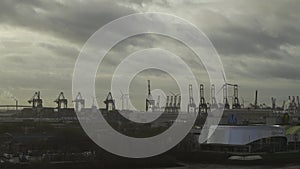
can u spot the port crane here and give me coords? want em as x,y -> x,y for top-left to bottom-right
104,92 -> 115,111
28,91 -> 43,108
177,96 -> 181,111
166,96 -> 170,112
120,90 -> 129,110
254,90 -> 259,109
216,82 -> 240,109
170,92 -> 180,113
54,92 -> 68,111
271,97 -> 276,110
169,96 -> 173,110
210,84 -> 218,109
188,84 -> 197,113
218,72 -> 231,109
146,80 -> 155,112
223,84 -> 230,109
156,95 -> 160,111
227,83 -> 241,109
73,92 -> 85,111
199,84 -> 207,114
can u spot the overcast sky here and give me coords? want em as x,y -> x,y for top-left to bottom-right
0,0 -> 300,109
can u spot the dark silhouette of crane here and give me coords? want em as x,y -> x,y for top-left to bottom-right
170,92 -> 180,113
169,96 -> 173,109
188,84 -> 196,113
177,96 -> 181,111
227,84 -> 241,109
297,96 -> 300,111
271,97 -> 276,110
223,84 -> 230,109
199,84 -> 207,113
146,80 -> 155,112
166,96 -> 170,112
28,91 -> 43,108
254,90 -> 258,109
104,92 -> 115,111
54,92 -> 68,111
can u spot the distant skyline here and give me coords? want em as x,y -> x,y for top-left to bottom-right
0,0 -> 300,109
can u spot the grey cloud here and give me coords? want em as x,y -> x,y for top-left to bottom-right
1,0 -> 300,106
0,0 -> 136,44
38,42 -> 80,59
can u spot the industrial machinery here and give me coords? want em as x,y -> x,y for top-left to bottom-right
28,91 -> 43,108
104,92 -> 115,111
146,80 -> 155,112
223,84 -> 230,109
188,84 -> 197,113
227,84 -> 241,109
210,84 -> 218,109
199,84 -> 207,114
54,92 -> 68,111
169,92 -> 180,113
73,92 -> 85,112
254,90 -> 258,109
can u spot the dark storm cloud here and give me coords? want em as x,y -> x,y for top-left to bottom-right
237,58 -> 300,81
209,22 -> 300,59
0,0 -> 136,44
119,0 -> 300,86
0,0 -> 139,105
201,0 -> 300,60
0,0 -> 300,105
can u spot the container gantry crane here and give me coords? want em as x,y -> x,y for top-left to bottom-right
188,84 -> 197,113
211,84 -> 218,109
199,84 -> 207,113
146,80 -> 155,112
227,83 -> 241,109
104,92 -> 115,111
54,92 -> 68,111
28,91 -> 43,108
73,92 -> 85,112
